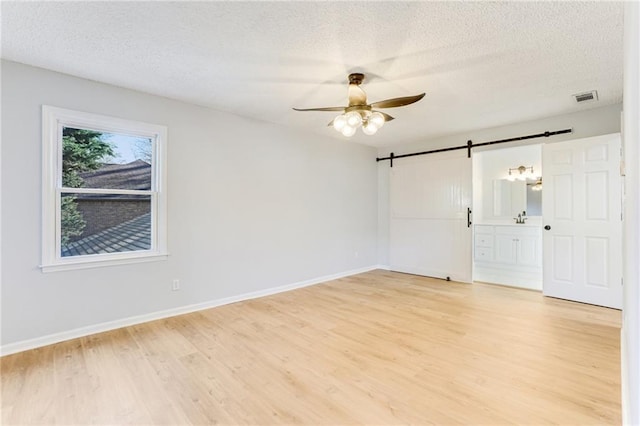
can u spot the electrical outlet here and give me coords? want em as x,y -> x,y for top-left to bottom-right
172,279 -> 181,291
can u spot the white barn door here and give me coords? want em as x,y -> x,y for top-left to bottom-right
389,150 -> 472,283
542,134 -> 622,309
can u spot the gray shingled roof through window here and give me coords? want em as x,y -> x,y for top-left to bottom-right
76,160 -> 152,200
61,213 -> 151,257
80,159 -> 151,190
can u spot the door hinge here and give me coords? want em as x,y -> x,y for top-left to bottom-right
621,277 -> 624,287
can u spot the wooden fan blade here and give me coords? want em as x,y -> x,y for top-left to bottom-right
292,106 -> 345,112
369,93 -> 425,109
348,84 -> 367,106
376,111 -> 395,122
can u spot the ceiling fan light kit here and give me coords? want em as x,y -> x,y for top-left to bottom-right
335,110 -> 384,136
293,73 -> 425,137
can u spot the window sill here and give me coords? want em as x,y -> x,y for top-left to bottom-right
40,252 -> 169,273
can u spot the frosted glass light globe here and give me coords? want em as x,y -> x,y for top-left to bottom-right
341,125 -> 356,137
346,111 -> 362,127
369,112 -> 385,128
333,114 -> 347,131
362,122 -> 378,135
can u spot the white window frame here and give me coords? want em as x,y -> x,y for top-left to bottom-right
41,106 -> 168,272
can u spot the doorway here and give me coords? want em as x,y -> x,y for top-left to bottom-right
471,144 -> 543,290
471,136 -> 622,309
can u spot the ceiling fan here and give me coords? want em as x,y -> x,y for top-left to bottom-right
293,73 -> 425,137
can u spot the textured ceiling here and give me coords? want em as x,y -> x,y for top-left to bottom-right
1,1 -> 624,147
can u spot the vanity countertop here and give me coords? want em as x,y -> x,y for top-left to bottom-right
475,222 -> 542,228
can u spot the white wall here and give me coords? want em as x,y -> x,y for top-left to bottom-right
377,104 -> 622,266
0,60 -> 379,349
622,2 -> 640,424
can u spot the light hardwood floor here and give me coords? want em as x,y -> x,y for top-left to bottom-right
1,270 -> 621,425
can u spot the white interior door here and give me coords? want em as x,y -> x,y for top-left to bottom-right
389,150 -> 472,282
542,133 -> 622,309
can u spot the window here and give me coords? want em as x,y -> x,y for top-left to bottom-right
42,106 -> 167,272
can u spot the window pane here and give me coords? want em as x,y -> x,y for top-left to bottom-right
62,127 -> 152,190
61,193 -> 151,257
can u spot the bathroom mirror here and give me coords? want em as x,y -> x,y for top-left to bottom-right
526,182 -> 542,215
492,179 -> 541,218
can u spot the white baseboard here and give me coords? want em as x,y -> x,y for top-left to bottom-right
1,265 -> 380,357
621,328 -> 630,426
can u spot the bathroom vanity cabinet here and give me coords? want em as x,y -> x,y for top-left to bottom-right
473,224 -> 542,290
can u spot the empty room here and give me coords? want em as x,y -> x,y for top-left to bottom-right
1,1 -> 639,425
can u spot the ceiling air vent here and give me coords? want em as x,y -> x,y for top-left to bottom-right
573,90 -> 598,104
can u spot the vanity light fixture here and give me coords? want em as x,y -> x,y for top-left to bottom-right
530,178 -> 543,191
507,165 -> 535,181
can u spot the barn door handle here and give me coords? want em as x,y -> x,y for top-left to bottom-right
467,208 -> 472,228
544,225 -> 551,230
